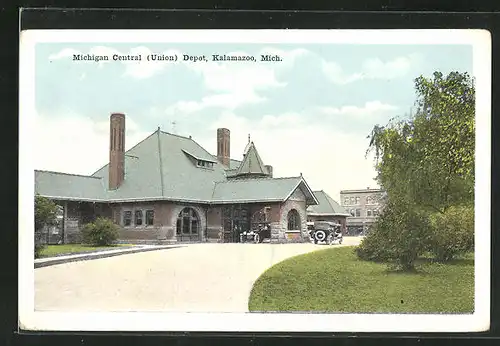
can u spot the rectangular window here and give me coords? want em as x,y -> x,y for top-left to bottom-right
350,197 -> 355,204
123,211 -> 132,226
355,197 -> 360,204
373,209 -> 379,217
355,209 -> 361,217
135,210 -> 143,226
367,210 -> 372,217
350,209 -> 355,217
146,210 -> 154,226
344,197 -> 349,205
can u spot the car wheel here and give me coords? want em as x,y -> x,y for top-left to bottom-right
315,230 -> 326,243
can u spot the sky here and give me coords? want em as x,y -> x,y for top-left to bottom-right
32,41 -> 473,201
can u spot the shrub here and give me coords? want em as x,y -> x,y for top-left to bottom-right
81,217 -> 120,246
356,199 -> 432,271
34,195 -> 59,258
428,205 -> 474,262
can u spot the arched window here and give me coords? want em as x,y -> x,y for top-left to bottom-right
176,207 -> 200,238
287,209 -> 300,230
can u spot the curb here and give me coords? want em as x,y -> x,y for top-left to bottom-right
34,245 -> 182,268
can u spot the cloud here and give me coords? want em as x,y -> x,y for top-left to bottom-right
362,53 -> 422,80
165,91 -> 265,114
33,110 -> 151,175
318,101 -> 398,117
188,53 -> 286,93
322,53 -> 423,85
322,60 -> 364,85
164,48 -> 311,113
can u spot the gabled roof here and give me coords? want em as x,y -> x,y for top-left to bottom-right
307,190 -> 350,216
211,176 -> 318,205
233,141 -> 268,177
91,129 -> 228,202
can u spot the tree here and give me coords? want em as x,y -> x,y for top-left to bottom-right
358,71 -> 475,269
367,71 -> 475,214
34,195 -> 59,258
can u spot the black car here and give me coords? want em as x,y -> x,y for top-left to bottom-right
253,223 -> 271,243
239,223 -> 271,243
309,221 -> 343,245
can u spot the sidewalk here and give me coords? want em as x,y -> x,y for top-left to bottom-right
34,244 -> 180,268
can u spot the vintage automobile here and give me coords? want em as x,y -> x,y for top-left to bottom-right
239,223 -> 271,243
253,223 -> 271,243
309,221 -> 343,245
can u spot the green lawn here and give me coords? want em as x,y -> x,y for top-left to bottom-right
38,244 -> 133,258
249,246 -> 474,314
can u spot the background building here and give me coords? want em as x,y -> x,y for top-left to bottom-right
340,188 -> 385,235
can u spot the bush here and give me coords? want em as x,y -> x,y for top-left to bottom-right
81,217 -> 120,246
428,205 -> 474,262
34,195 -> 59,258
356,199 -> 432,271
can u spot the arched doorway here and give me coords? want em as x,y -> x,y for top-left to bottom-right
176,207 -> 200,241
287,209 -> 301,231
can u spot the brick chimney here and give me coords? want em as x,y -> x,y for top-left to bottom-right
216,128 -> 230,167
109,112 -> 125,190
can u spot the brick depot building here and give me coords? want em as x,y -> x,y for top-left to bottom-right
35,112 -> 347,244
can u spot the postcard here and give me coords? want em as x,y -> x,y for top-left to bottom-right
19,29 -> 491,333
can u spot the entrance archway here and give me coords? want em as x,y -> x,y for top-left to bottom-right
176,207 -> 200,241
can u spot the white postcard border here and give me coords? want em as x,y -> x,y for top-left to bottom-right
19,29 -> 491,333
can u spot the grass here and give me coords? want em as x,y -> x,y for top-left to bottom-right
248,246 -> 474,314
38,243 -> 133,258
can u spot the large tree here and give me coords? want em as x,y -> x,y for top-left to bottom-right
367,71 -> 475,213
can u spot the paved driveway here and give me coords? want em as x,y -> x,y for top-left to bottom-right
35,237 -> 362,313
